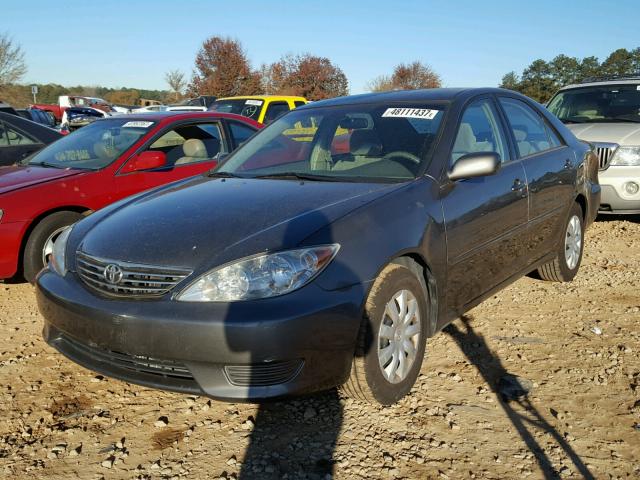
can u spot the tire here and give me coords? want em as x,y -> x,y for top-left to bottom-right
23,211 -> 82,284
343,263 -> 428,405
537,202 -> 584,282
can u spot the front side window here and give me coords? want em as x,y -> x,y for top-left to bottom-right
452,99 -> 509,164
25,118 -> 152,170
149,123 -> 225,166
229,121 -> 256,147
547,84 -> 640,124
499,98 -> 554,157
217,103 -> 446,182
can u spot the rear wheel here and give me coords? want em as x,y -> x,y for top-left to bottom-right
343,263 -> 428,405
23,211 -> 82,283
537,202 -> 584,282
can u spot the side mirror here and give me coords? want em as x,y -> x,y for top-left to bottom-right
122,151 -> 167,173
448,152 -> 501,181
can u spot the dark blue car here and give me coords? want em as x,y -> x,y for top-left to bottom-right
36,88 -> 600,405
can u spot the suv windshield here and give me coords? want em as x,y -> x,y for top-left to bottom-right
216,103 -> 446,182
25,118 -> 154,170
548,84 -> 640,123
209,99 -> 263,121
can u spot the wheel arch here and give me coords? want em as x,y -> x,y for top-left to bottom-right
574,193 -> 587,220
17,206 -> 92,275
390,253 -> 439,337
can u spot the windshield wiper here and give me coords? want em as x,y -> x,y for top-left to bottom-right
559,118 -> 584,124
207,171 -> 248,178
252,172 -> 350,182
27,161 -> 63,169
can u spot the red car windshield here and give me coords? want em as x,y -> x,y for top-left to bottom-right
26,119 -> 154,170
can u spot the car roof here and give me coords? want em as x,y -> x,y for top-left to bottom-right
298,88 -> 518,108
96,111 -> 262,128
216,95 -> 307,102
559,79 -> 640,90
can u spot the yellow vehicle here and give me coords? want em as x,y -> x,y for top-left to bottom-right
209,95 -> 307,124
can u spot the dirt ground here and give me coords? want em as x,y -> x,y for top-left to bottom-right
1,216 -> 639,480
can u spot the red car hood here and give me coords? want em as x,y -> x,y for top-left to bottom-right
0,165 -> 85,195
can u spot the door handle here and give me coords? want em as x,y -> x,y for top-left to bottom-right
511,178 -> 526,192
564,159 -> 572,170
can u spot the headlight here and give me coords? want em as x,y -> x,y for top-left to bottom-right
177,244 -> 340,302
50,226 -> 73,276
610,146 -> 640,166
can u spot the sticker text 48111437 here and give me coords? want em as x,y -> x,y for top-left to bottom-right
382,108 -> 439,120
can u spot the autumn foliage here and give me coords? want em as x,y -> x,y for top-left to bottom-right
188,36 -> 261,97
368,61 -> 441,92
262,54 -> 349,100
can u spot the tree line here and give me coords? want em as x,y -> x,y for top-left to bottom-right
500,47 -> 640,103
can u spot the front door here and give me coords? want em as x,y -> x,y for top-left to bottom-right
116,122 -> 227,198
441,97 -> 529,314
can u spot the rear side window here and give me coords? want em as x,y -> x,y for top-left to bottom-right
544,122 -> 563,148
294,101 -> 306,108
263,102 -> 290,124
499,98 -> 559,157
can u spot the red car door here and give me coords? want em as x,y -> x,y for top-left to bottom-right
115,121 -> 228,198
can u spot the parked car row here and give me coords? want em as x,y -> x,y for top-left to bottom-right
25,87 -> 602,406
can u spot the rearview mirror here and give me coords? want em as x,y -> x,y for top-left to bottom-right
122,151 -> 167,174
448,152 -> 501,181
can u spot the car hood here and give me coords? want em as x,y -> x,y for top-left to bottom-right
0,165 -> 84,195
78,176 -> 405,270
566,123 -> 640,146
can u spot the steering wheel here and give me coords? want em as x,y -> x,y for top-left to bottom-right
381,151 -> 421,164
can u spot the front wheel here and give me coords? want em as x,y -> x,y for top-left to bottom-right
537,202 -> 584,282
342,263 -> 428,405
23,211 -> 83,283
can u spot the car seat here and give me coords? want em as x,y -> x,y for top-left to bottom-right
175,138 -> 208,165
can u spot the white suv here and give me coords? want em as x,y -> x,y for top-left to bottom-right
547,76 -> 640,214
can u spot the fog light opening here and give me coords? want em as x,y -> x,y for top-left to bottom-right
623,181 -> 639,195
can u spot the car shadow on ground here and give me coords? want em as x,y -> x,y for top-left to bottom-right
445,315 -> 595,480
596,213 -> 640,224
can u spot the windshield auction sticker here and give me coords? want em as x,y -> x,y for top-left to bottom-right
122,121 -> 154,128
382,108 -> 439,120
245,99 -> 263,106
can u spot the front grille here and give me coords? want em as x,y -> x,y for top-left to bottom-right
60,334 -> 194,380
224,360 -> 304,387
76,252 -> 191,298
593,142 -> 618,170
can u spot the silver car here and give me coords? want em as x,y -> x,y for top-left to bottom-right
547,76 -> 640,214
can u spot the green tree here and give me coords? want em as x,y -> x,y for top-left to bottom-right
499,71 -> 520,90
601,48 -> 634,75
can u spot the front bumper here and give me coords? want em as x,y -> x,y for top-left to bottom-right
37,269 -> 369,401
598,166 -> 640,214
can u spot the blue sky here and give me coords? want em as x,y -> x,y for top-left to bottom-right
4,0 -> 639,94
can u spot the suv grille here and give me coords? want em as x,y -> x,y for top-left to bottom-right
76,252 -> 191,298
593,142 -> 618,170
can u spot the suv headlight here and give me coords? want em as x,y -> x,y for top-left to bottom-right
177,245 -> 340,302
610,146 -> 640,166
50,226 -> 73,276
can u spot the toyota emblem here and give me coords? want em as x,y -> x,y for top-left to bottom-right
103,264 -> 124,284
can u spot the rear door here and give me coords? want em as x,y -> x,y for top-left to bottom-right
441,97 -> 529,312
116,121 -> 228,198
498,96 -> 575,258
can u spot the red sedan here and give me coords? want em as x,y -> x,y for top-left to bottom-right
0,112 -> 261,282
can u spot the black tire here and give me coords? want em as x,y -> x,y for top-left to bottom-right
343,263 -> 428,405
537,202 -> 584,282
23,211 -> 82,283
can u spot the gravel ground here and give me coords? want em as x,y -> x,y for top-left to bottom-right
1,216 -> 639,480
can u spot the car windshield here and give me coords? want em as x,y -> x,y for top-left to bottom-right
216,103 -> 446,182
548,84 -> 640,123
25,118 -> 153,170
209,99 -> 263,121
